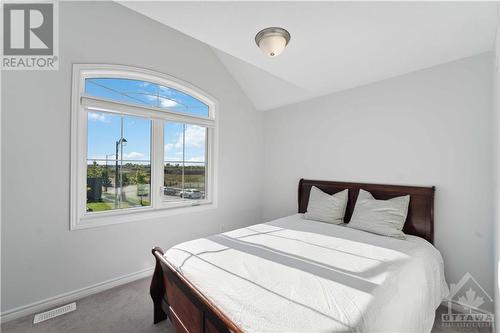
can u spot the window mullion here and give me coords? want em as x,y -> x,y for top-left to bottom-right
151,119 -> 164,209
82,96 -> 215,128
182,124 -> 186,197
205,128 -> 209,201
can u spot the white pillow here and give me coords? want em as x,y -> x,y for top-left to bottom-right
348,189 -> 410,239
304,186 -> 348,224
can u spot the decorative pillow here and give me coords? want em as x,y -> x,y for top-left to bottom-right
348,189 -> 410,239
304,186 -> 348,224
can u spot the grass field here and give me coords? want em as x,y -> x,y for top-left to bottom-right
87,188 -> 151,212
87,201 -> 112,212
87,163 -> 205,212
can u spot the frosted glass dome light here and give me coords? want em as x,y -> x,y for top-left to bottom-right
255,27 -> 291,57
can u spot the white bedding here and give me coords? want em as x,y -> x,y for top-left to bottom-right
164,214 -> 449,333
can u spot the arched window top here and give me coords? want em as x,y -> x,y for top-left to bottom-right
71,64 -> 217,230
84,77 -> 209,118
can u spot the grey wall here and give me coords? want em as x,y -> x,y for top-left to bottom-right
262,53 -> 495,308
2,0 -> 496,319
1,2 -> 263,312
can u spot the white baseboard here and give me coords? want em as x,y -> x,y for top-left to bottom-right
0,267 -> 154,323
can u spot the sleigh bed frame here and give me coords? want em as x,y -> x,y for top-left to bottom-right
150,179 -> 435,333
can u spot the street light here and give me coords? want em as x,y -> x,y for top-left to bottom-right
115,138 -> 127,207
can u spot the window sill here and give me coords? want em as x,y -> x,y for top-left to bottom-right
71,202 -> 216,230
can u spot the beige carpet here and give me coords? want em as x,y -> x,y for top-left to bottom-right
1,277 -> 492,333
1,278 -> 173,333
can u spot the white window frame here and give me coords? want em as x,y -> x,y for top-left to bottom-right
70,64 -> 218,230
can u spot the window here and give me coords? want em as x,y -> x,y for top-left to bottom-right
87,112 -> 152,212
71,65 -> 217,229
164,123 -> 207,202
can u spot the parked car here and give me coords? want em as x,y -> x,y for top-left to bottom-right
163,186 -> 177,196
179,189 -> 202,199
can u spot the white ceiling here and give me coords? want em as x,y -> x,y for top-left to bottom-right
121,1 -> 499,111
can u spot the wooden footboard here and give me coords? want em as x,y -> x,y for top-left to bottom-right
150,247 -> 243,333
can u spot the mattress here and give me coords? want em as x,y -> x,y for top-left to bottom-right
164,214 -> 449,333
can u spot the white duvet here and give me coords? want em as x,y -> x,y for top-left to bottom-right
164,214 -> 449,333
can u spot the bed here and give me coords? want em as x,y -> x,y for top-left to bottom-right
150,179 -> 449,333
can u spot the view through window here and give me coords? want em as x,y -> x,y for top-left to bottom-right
164,122 -> 207,202
86,111 -> 151,212
75,68 -> 214,222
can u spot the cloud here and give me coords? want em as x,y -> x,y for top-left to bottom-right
159,98 -> 178,108
143,94 -> 178,109
123,152 -> 145,159
164,125 -> 206,153
184,125 -> 206,148
88,112 -> 108,122
164,143 -> 175,152
187,156 -> 205,162
159,86 -> 176,98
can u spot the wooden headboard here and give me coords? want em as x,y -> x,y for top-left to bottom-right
298,179 -> 435,243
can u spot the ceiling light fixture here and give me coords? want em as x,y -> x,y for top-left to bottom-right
255,27 -> 291,57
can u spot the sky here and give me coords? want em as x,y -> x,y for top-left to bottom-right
86,78 -> 207,165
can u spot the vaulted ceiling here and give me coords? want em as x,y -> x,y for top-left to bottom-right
121,1 -> 499,111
